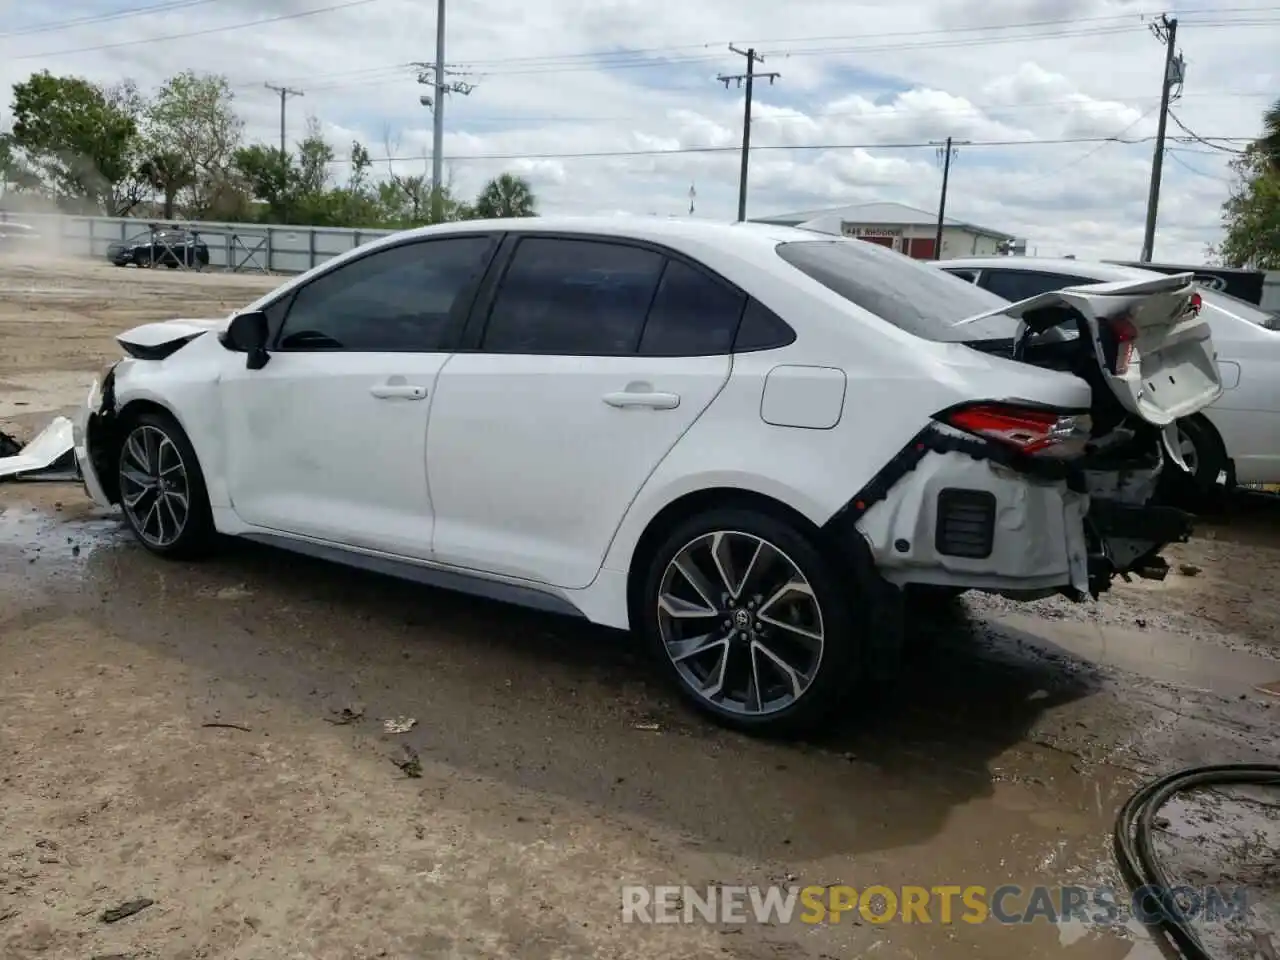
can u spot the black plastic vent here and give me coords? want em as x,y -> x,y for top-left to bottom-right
935,488 -> 997,559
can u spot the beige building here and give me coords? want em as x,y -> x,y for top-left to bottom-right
752,201 -> 1017,261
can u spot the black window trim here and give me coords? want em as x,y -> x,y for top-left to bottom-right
456,229 -> 795,357
263,231 -> 502,353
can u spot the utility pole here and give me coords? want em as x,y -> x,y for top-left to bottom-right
717,46 -> 779,222
1140,14 -> 1182,262
413,0 -> 474,224
264,83 -> 304,156
930,137 -> 969,260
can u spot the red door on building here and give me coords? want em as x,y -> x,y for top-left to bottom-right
906,237 -> 937,260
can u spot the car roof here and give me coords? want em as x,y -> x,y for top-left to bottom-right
371,216 -> 826,256
937,257 -> 1156,282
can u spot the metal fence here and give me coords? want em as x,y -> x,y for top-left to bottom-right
0,210 -> 397,275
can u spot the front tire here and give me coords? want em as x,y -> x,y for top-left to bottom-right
116,411 -> 216,559
638,508 -> 858,735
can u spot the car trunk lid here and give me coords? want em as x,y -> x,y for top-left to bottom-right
955,272 -> 1222,428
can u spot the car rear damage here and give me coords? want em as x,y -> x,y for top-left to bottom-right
840,272 -> 1217,600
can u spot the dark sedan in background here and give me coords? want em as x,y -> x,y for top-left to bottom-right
107,228 -> 209,269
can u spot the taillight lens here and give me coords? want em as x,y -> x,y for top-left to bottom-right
1189,291 -> 1202,315
939,403 -> 1092,458
1110,313 -> 1139,375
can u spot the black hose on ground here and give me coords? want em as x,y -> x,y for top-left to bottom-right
1113,763 -> 1280,960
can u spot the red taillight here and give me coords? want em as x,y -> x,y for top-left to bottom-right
1110,312 -> 1139,375
940,403 -> 1092,458
1189,291 -> 1202,314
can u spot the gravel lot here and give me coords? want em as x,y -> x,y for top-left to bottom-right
1,255 -> 1277,960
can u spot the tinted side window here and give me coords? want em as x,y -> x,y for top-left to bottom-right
483,238 -> 664,355
946,269 -> 979,283
981,270 -> 1092,302
276,236 -> 494,351
734,299 -> 795,352
639,260 -> 746,356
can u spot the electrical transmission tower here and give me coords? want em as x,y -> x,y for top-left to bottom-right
1140,13 -> 1184,262
930,136 -> 970,260
412,0 -> 476,223
264,83 -> 304,155
717,45 -> 779,222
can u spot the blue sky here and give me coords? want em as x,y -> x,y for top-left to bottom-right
1,0 -> 1275,259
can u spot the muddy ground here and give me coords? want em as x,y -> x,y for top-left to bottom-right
1,255 -> 1278,959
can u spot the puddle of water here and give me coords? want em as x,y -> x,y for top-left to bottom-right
987,612 -> 1280,700
0,504 -> 125,562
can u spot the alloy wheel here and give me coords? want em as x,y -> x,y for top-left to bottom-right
119,424 -> 191,548
656,530 -> 825,717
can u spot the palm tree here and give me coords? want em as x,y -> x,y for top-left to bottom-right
474,173 -> 537,218
1262,97 -> 1280,170
137,151 -> 195,219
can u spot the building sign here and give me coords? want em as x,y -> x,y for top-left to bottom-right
840,222 -> 903,238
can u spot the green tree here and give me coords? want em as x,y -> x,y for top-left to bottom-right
231,144 -> 297,221
473,172 -> 537,218
1217,146 -> 1280,269
137,151 -> 195,219
9,70 -> 142,213
144,71 -> 243,216
1261,97 -> 1280,171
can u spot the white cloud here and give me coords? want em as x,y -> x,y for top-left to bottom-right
0,0 -> 1272,260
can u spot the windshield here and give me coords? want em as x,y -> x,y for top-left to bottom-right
775,240 -> 1020,342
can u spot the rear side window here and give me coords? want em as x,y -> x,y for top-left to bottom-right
982,269 -> 1093,302
775,240 -> 1017,342
482,238 -> 664,354
639,260 -> 746,356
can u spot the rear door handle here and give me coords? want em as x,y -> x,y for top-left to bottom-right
602,390 -> 680,410
370,384 -> 427,400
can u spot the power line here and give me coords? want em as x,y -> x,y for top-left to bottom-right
0,0 -> 223,38
1168,109 -> 1246,154
319,132 -> 1255,165
5,0 -> 385,60
1165,149 -> 1232,182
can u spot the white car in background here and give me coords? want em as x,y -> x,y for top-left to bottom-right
939,257 -> 1280,494
72,219 -> 1219,733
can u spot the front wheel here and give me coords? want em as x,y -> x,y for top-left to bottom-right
638,508 -> 858,735
116,411 -> 216,559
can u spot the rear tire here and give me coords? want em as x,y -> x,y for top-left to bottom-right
637,507 -> 859,736
116,410 -> 217,559
1161,415 -> 1228,506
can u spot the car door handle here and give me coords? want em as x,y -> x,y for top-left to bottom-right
370,384 -> 427,400
602,390 -> 680,410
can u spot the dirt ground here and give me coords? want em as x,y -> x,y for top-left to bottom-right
1,255 -> 1278,960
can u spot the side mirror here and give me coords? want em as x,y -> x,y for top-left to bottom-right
224,311 -> 271,370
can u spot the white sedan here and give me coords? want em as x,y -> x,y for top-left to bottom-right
73,218 -> 1219,733
939,256 -> 1280,493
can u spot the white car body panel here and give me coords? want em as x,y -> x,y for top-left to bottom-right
426,352 -> 732,588
219,350 -> 448,559
940,257 -> 1280,484
74,219 -> 1219,635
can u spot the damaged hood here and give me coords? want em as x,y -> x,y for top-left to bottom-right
116,317 -> 229,359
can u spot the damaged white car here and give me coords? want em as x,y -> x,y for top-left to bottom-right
73,218 -> 1221,733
